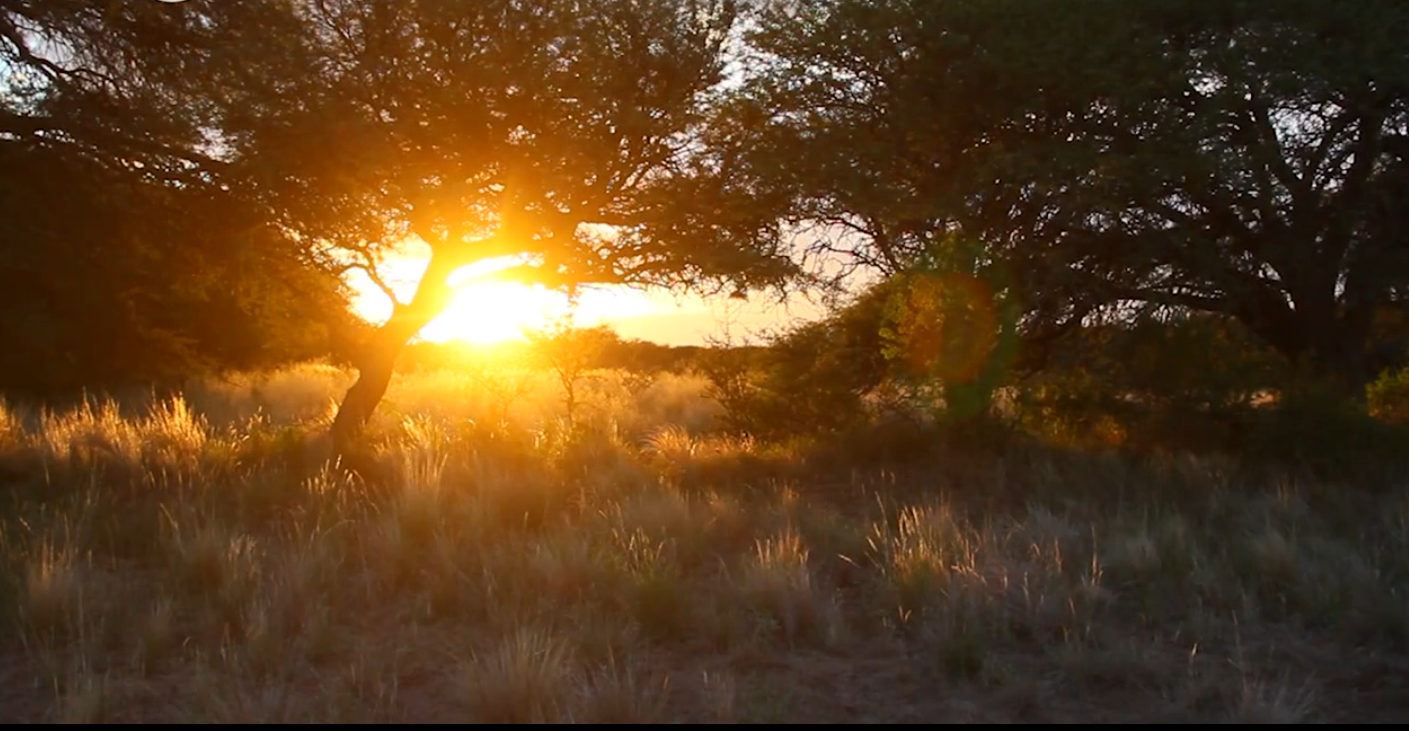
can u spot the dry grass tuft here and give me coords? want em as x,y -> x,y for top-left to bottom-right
1233,675 -> 1320,724
461,627 -> 577,724
22,539 -> 87,639
574,659 -> 670,724
738,528 -> 841,647
54,668 -> 112,724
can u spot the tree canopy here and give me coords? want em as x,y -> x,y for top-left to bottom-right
198,0 -> 798,439
724,0 -> 1409,393
2,0 -> 794,428
0,0 -> 362,394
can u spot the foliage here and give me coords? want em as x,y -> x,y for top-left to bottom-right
755,304 -> 889,434
203,0 -> 800,437
724,0 -> 1409,393
6,0 -> 1409,452
1010,314 -> 1290,451
0,136 -> 360,395
524,320 -> 619,427
223,0 -> 795,290
0,0 -> 362,395
877,243 -> 1022,425
1239,387 -> 1409,486
695,344 -> 768,436
1368,362 -> 1409,426
5,0 -> 801,432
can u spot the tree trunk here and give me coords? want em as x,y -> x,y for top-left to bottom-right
1253,304 -> 1374,403
329,318 -> 423,446
329,249 -> 462,447
1304,315 -> 1374,403
1237,277 -> 1377,404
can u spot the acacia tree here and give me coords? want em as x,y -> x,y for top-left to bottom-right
726,0 -> 1409,396
0,1 -> 362,391
3,0 -> 225,174
525,320 -> 618,428
216,0 -> 793,443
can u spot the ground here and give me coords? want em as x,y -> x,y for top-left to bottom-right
0,364 -> 1406,723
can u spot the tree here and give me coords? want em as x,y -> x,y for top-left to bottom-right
1,1 -> 361,394
1,0 -> 308,183
525,320 -> 618,428
0,140 -> 361,393
879,263 -> 1021,423
726,0 -> 1409,397
212,0 -> 795,444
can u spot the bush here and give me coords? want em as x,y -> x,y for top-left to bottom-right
697,291 -> 891,439
1368,365 -> 1409,426
1010,314 -> 1289,453
1240,387 -> 1409,486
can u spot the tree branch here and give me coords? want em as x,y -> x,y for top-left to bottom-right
1320,107 -> 1385,270
334,259 -> 404,308
1103,284 -> 1234,314
481,263 -> 583,289
1245,93 -> 1310,207
1306,110 -> 1357,188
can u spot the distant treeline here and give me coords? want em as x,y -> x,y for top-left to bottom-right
397,336 -> 717,376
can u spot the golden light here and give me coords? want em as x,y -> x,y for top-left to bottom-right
346,248 -> 818,347
348,253 -> 660,344
421,281 -> 567,344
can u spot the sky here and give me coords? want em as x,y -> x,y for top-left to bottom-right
346,251 -> 830,347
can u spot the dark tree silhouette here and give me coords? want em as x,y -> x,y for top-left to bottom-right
721,0 -> 1409,396
0,0 -> 360,393
208,0 -> 795,444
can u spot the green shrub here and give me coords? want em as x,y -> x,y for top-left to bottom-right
1368,365 -> 1409,426
1241,387 -> 1409,486
1010,314 -> 1288,453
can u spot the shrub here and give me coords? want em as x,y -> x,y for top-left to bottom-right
1368,365 -> 1409,426
1240,387 -> 1409,486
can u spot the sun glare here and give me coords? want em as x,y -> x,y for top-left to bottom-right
421,282 -> 567,344
424,259 -> 658,344
346,250 -> 797,346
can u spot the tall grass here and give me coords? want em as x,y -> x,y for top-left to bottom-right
0,362 -> 1404,722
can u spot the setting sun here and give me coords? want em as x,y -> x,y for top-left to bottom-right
347,251 -> 671,344
421,282 -> 564,344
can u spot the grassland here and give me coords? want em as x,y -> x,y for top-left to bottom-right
1,363 -> 1406,723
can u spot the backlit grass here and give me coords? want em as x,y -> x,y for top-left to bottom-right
0,364 -> 1405,722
